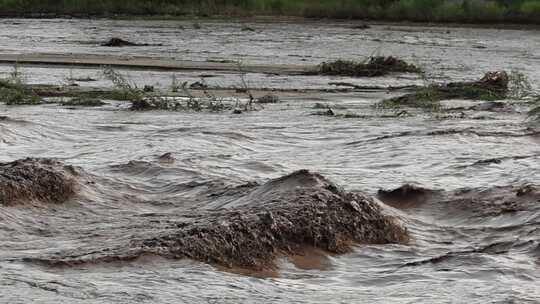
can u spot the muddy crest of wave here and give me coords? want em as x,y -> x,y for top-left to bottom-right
0,158 -> 79,206
5,160 -> 408,271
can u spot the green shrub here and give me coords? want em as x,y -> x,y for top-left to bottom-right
520,0 -> 540,16
0,0 -> 539,24
434,3 -> 466,22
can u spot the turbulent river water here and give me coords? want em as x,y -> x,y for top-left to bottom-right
0,19 -> 539,303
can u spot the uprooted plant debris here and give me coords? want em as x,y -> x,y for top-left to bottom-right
101,37 -> 162,47
256,94 -> 280,104
241,26 -> 256,32
66,76 -> 97,82
0,158 -> 78,206
189,81 -> 208,89
30,170 -> 408,270
99,67 -> 258,112
377,71 -> 510,110
1,79 -> 254,112
351,23 -> 371,30
60,96 -> 106,107
312,109 -> 409,119
130,96 -> 230,112
317,56 -> 421,77
311,103 -> 408,118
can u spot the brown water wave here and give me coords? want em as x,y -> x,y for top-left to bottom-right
12,168 -> 406,272
1,156 -> 538,303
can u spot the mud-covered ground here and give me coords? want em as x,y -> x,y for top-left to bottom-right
0,19 -> 540,303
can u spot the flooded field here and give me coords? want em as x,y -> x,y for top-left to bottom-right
1,18 -> 539,303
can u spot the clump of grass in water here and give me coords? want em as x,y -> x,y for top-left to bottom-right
508,70 -> 534,100
231,62 -> 257,113
103,67 -> 177,110
60,97 -> 106,107
317,56 -> 421,77
520,71 -> 540,122
102,67 -> 255,113
0,81 -> 42,105
527,100 -> 540,122
376,85 -> 443,112
102,67 -> 144,103
376,71 -> 512,112
0,64 -> 42,105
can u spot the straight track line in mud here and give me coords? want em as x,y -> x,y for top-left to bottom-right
0,53 -> 312,75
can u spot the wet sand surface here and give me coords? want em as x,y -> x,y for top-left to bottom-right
0,53 -> 312,74
0,18 -> 540,303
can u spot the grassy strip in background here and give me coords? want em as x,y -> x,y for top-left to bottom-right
1,0 -> 540,24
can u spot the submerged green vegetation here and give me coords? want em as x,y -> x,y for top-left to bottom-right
0,65 -> 42,105
0,66 -> 258,112
0,80 -> 41,105
376,70 -> 538,112
376,71 -> 510,111
1,0 -> 540,24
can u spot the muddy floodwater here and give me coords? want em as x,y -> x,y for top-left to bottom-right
1,19 -> 540,303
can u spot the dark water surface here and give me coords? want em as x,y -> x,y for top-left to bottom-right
0,19 -> 539,303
